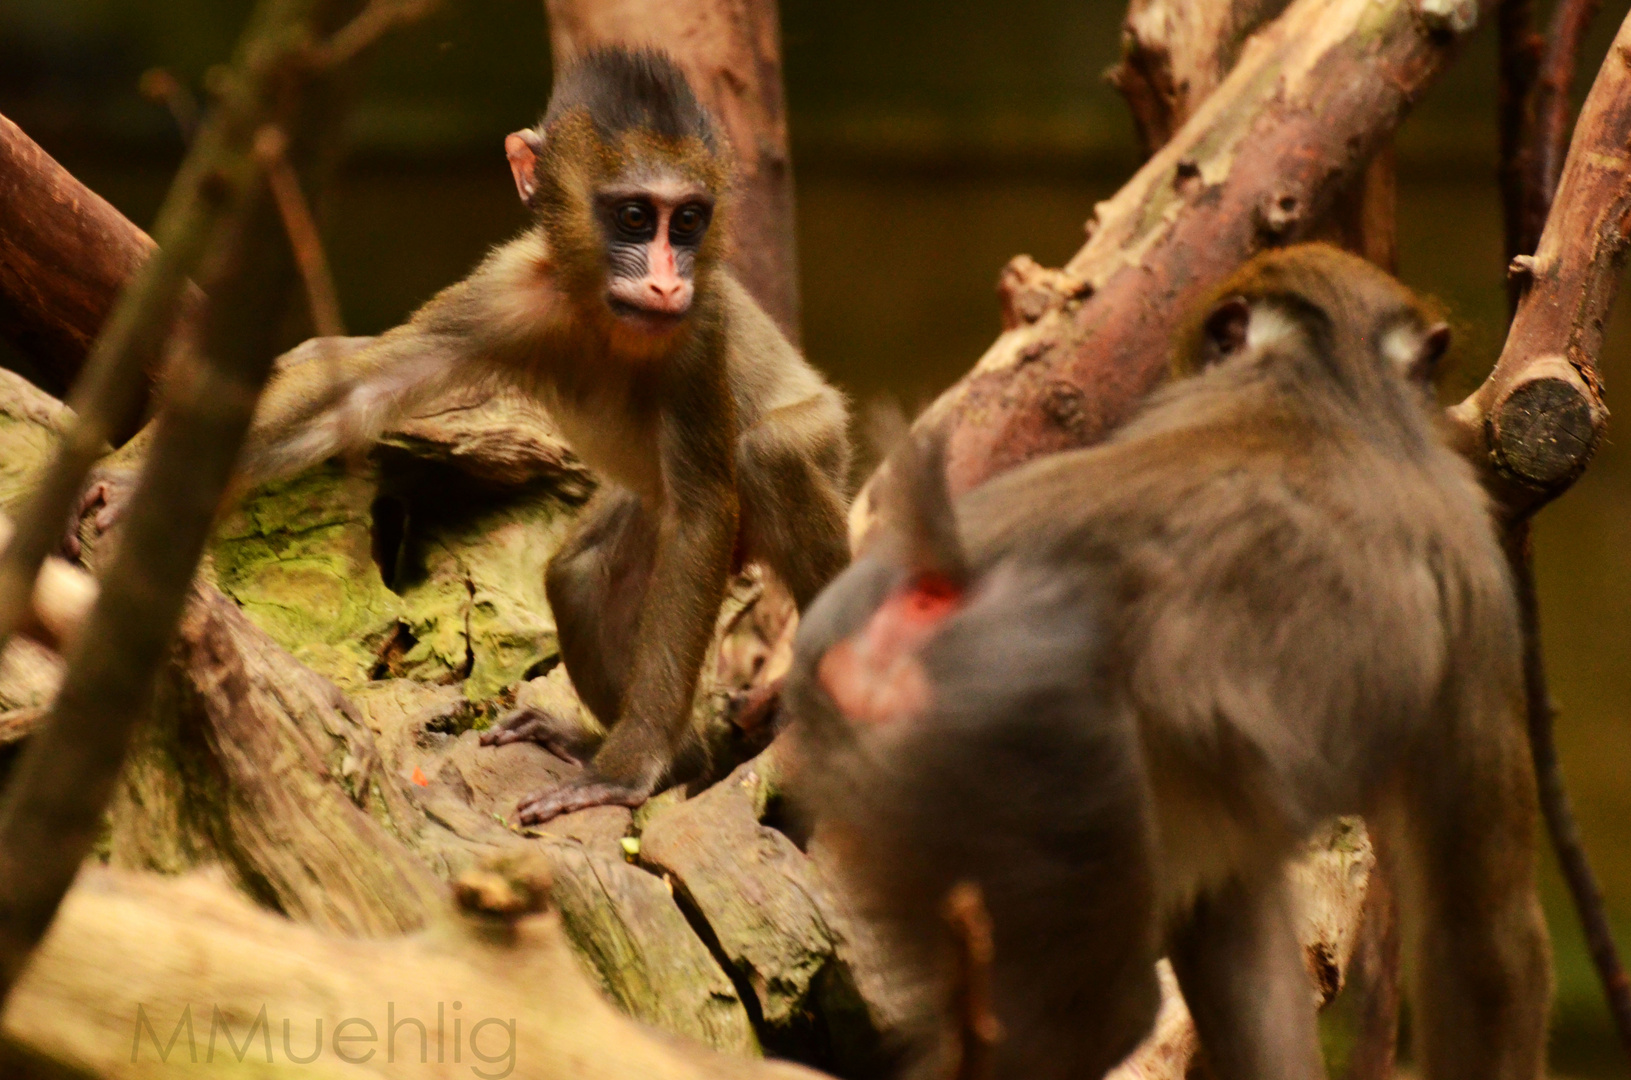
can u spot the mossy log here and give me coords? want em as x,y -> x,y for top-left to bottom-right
0,365 -> 898,1067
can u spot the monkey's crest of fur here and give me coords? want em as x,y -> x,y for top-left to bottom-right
524,48 -> 734,315
545,48 -> 718,151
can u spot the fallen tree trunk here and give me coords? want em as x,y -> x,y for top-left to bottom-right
2,865 -> 826,1080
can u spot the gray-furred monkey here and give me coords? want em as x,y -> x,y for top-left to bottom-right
788,244 -> 1548,1080
200,49 -> 849,824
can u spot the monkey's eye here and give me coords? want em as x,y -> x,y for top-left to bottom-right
671,204 -> 709,241
615,202 -> 654,235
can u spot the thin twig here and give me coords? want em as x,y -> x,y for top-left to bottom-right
943,881 -> 1002,1080
1525,0 -> 1605,241
254,125 -> 346,339
318,0 -> 441,67
138,68 -> 199,144
1498,0 -> 1543,305
1487,0 -> 1631,1058
1506,526 -> 1631,1054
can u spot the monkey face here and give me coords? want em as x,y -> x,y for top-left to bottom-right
503,86 -> 731,344
594,175 -> 715,329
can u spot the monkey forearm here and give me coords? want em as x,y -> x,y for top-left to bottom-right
235,327 -> 463,488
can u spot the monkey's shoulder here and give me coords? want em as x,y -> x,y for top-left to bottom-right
714,272 -> 841,425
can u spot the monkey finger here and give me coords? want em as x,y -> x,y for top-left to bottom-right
514,780 -> 648,825
479,708 -> 549,746
728,677 -> 783,734
481,708 -> 592,765
59,480 -> 110,559
78,480 -> 110,517
85,472 -> 137,536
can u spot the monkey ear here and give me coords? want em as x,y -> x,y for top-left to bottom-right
505,129 -> 544,206
1409,322 -> 1452,384
1200,296 -> 1252,365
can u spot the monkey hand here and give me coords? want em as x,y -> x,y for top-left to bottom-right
513,770 -> 653,826
63,466 -> 139,560
727,677 -> 783,735
480,705 -> 600,765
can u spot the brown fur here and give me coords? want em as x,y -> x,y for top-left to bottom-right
789,244 -> 1548,1080
235,48 -> 850,823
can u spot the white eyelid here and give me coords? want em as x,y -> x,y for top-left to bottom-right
1380,324 -> 1424,373
1244,306 -> 1300,352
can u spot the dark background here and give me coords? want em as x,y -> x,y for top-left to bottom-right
1,1 -> 1628,1074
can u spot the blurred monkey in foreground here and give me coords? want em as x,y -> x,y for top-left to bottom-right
178,49 -> 850,823
788,244 -> 1548,1080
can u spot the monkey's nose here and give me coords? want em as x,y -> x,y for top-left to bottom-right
644,279 -> 691,313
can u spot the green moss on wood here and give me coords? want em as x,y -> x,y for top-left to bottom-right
211,463 -> 401,687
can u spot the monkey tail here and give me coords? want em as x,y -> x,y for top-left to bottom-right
867,404 -> 969,586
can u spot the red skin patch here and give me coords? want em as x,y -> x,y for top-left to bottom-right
817,572 -> 964,726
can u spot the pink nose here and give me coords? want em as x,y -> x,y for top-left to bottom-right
644,278 -> 689,313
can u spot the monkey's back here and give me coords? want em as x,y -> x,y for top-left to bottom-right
953,360 -> 1520,911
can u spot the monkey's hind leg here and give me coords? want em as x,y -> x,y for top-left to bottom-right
482,488 -> 654,759
1394,702 -> 1551,1080
1167,873 -> 1325,1080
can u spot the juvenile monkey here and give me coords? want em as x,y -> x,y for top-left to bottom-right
788,245 -> 1549,1080
204,49 -> 849,823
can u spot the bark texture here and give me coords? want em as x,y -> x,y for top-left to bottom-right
543,0 -> 801,338
1447,6 -> 1630,511
1,866 -> 828,1080
1109,0 -> 1293,154
0,114 -> 159,403
869,0 -> 1481,508
1475,3 -> 1631,1060
0,361 -> 901,1066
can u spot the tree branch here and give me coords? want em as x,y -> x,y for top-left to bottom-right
1507,522 -> 1631,1055
858,0 -> 1483,518
317,0 -> 442,67
1524,0 -> 1604,255
1447,8 -> 1630,511
0,113 -> 161,404
1461,7 -> 1631,1058
254,125 -> 347,339
1108,0 -> 1292,155
1499,0 -> 1543,287
0,8 -> 352,650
